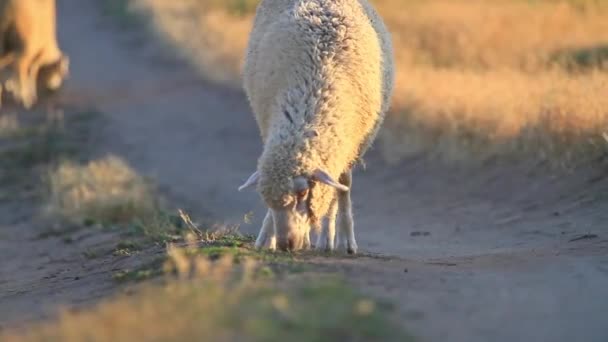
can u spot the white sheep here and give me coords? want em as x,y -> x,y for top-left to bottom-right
238,0 -> 394,253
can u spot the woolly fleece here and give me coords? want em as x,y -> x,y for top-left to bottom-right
243,0 -> 394,225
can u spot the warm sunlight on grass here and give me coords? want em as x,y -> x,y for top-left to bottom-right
1,247 -> 411,342
126,0 -> 608,164
46,155 -> 158,224
381,69 -> 608,164
377,0 -> 608,164
130,0 -> 252,85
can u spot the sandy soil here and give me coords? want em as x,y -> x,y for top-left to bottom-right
0,1 -> 607,341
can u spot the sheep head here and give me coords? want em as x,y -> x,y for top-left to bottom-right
238,169 -> 348,251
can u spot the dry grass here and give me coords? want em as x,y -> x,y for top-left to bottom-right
381,68 -> 608,165
46,155 -> 158,224
126,0 -> 608,164
1,246 -> 411,342
375,0 -> 608,71
377,0 -> 608,165
129,0 -> 253,85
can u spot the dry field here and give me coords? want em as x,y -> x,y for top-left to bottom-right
0,107 -> 405,341
130,0 -> 608,165
3,244 -> 409,342
1,1 -> 607,342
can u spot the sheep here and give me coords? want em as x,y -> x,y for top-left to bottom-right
0,0 -> 69,109
238,0 -> 394,253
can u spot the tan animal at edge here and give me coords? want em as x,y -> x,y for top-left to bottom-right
0,0 -> 69,109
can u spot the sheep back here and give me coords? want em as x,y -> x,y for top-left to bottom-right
243,0 -> 394,224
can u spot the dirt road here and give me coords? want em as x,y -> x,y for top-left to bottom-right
1,1 -> 607,341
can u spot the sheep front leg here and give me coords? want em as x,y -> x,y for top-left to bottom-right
337,170 -> 357,254
302,225 -> 311,249
316,197 -> 338,251
255,209 -> 276,250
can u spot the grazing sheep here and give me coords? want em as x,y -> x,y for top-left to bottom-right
0,0 -> 69,109
239,0 -> 394,253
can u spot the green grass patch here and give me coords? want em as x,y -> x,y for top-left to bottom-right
112,256 -> 166,283
83,249 -> 99,260
123,211 -> 191,243
113,240 -> 143,256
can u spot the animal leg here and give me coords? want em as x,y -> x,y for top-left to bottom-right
0,52 -> 15,108
25,51 -> 44,106
8,10 -> 40,109
255,209 -> 276,250
336,170 -> 357,254
5,50 -> 38,109
316,197 -> 338,251
302,225 -> 311,249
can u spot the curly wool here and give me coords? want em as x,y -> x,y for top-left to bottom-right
243,0 -> 394,226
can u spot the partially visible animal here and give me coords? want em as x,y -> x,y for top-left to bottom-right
0,0 -> 69,109
238,0 -> 395,253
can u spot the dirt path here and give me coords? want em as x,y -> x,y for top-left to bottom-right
2,0 -> 608,341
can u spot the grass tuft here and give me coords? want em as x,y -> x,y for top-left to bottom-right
46,155 -> 158,225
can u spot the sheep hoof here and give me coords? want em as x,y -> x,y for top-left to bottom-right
254,238 -> 265,249
346,241 -> 358,255
267,235 -> 277,251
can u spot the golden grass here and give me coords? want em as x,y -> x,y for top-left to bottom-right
375,0 -> 608,71
128,0 -> 608,164
1,246 -> 411,342
130,0 -> 252,85
377,0 -> 608,164
46,155 -> 158,224
381,68 -> 608,164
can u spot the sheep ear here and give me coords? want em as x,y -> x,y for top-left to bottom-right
312,169 -> 349,192
238,171 -> 260,191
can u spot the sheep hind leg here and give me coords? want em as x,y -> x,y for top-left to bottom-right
337,170 -> 357,254
315,197 -> 338,252
254,209 -> 276,250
